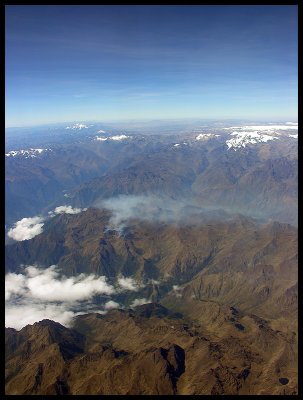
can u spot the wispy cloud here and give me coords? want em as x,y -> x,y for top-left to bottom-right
130,298 -> 151,308
117,275 -> 144,292
99,194 -> 231,233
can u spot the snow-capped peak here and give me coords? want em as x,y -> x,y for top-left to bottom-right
226,131 -> 278,150
65,123 -> 88,130
5,148 -> 52,158
196,133 -> 220,141
95,134 -> 130,142
111,135 -> 129,141
223,124 -> 297,132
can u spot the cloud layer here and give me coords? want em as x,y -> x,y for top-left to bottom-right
5,265 -> 146,330
5,265 -> 117,330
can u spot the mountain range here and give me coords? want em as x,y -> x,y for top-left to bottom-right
5,121 -> 298,395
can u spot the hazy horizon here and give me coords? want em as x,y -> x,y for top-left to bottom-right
5,116 -> 299,130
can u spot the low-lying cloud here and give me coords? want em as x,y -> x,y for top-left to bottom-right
5,301 -> 77,331
6,265 -> 115,303
130,298 -> 151,308
8,205 -> 87,241
99,194 -> 231,233
117,275 -> 144,292
7,216 -> 45,241
49,205 -> 87,216
104,300 -> 121,310
5,265 -> 148,330
5,265 -> 116,330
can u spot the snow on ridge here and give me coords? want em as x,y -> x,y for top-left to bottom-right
111,135 -> 130,141
223,124 -> 297,131
289,134 -> 298,139
97,130 -> 106,133
95,134 -> 130,142
65,123 -> 88,130
196,133 -> 220,141
5,148 -> 52,158
226,131 -> 278,150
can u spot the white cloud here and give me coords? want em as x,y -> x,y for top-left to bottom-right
5,265 -> 117,330
117,275 -> 143,291
24,265 -> 115,302
5,273 -> 27,300
8,206 -> 88,241
104,300 -> 120,310
49,205 -> 86,215
5,302 -> 76,331
7,216 -> 45,241
130,298 -> 151,308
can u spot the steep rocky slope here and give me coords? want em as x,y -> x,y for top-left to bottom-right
5,303 -> 297,395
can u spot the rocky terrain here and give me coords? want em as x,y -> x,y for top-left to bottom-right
5,303 -> 297,395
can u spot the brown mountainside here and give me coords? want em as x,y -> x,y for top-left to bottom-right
5,208 -> 297,321
5,303 -> 297,395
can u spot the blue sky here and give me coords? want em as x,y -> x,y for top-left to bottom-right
6,5 -> 298,127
